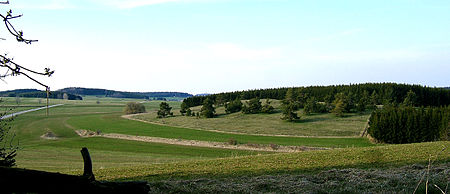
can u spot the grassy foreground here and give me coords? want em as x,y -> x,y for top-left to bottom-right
92,141 -> 449,181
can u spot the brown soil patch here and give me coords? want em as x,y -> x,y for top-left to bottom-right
40,131 -> 58,140
75,130 -> 327,152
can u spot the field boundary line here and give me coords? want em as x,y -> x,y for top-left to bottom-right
121,114 -> 360,139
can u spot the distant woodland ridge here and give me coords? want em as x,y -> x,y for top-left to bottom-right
58,87 -> 193,99
0,87 -> 193,100
183,83 -> 450,108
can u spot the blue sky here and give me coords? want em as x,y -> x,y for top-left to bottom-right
1,0 -> 449,94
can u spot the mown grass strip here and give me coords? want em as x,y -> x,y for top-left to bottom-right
90,141 -> 449,181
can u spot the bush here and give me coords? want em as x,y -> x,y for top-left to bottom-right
261,99 -> 274,114
281,101 -> 300,122
225,99 -> 243,114
124,102 -> 146,114
242,98 -> 262,114
186,109 -> 192,116
0,112 -> 17,167
368,106 -> 449,144
228,138 -> 238,145
304,97 -> 329,115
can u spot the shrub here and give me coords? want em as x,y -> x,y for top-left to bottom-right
124,102 -> 146,114
270,143 -> 280,150
180,102 -> 188,116
228,138 -> 238,145
261,99 -> 275,114
281,101 -> 300,121
304,97 -> 329,115
186,109 -> 192,116
0,113 -> 17,167
225,99 -> 243,114
242,97 -> 262,114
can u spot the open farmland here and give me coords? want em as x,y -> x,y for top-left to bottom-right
3,96 -> 449,193
8,97 -> 267,173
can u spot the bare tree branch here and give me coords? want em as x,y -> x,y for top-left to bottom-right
1,10 -> 38,44
0,2 -> 53,91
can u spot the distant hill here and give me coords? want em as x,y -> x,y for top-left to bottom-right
58,87 -> 193,99
195,93 -> 211,97
0,89 -> 40,96
0,89 -> 82,100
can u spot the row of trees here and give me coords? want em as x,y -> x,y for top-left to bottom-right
183,83 -> 450,108
368,106 -> 449,144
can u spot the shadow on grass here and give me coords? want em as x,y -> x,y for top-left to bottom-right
293,116 -> 330,123
115,159 -> 450,182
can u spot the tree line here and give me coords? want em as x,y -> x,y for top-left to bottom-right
59,87 -> 192,99
183,83 -> 450,108
0,90 -> 82,100
368,106 -> 449,144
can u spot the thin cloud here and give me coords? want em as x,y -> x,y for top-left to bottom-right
11,0 -> 76,10
92,0 -> 206,9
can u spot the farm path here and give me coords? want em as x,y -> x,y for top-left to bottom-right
1,104 -> 64,119
75,129 -> 327,153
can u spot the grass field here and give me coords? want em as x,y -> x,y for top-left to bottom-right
93,141 -> 449,181
6,97 -> 266,173
135,99 -> 371,137
3,96 -> 448,193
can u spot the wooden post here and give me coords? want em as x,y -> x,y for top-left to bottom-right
81,147 -> 95,181
46,87 -> 49,116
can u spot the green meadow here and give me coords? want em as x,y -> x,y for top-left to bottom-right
3,96 -> 448,192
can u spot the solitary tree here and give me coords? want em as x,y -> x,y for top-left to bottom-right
332,98 -> 345,117
200,98 -> 215,118
281,89 -> 299,121
157,102 -> 172,118
179,102 -> 188,116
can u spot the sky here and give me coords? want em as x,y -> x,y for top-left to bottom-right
0,0 -> 449,94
